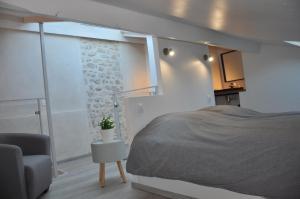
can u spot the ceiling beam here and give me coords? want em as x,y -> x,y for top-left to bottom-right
23,16 -> 63,23
121,31 -> 148,38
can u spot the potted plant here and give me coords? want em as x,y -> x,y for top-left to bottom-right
98,116 -> 115,142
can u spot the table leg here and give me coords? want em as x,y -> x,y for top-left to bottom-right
99,162 -> 105,188
116,160 -> 127,183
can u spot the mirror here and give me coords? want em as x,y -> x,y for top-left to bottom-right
221,50 -> 244,82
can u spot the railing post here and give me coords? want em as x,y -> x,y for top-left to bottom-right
39,22 -> 58,177
113,93 -> 122,139
36,98 -> 44,135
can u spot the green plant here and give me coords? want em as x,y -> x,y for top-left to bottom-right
98,116 -> 115,130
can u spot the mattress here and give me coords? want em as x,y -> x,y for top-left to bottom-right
126,105 -> 300,199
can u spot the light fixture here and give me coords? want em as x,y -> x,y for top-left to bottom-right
208,56 -> 214,62
203,54 -> 214,62
198,40 -> 211,45
167,37 -> 177,40
163,48 -> 175,57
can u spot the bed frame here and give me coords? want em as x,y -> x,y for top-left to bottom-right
131,175 -> 265,199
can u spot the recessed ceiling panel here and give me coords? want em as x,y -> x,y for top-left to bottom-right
95,0 -> 300,42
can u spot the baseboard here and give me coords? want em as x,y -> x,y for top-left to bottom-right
57,153 -> 92,164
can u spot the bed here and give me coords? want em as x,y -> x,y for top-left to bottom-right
126,105 -> 300,199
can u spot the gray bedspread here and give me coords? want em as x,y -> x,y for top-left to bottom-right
126,105 -> 300,199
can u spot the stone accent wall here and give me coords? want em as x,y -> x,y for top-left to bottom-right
80,38 -> 126,140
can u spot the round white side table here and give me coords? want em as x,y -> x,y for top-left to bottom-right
91,140 -> 127,188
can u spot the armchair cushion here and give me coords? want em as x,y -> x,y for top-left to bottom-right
23,155 -> 52,199
0,133 -> 50,156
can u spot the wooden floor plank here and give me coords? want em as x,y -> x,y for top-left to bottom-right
41,156 -> 168,199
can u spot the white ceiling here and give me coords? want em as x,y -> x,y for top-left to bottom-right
0,1 -> 32,16
96,0 -> 300,43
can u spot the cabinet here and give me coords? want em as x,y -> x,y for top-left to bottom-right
214,88 -> 245,107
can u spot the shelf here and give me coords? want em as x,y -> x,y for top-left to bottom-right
214,87 -> 246,96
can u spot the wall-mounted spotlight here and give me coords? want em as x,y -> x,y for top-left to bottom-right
203,54 -> 214,62
163,48 -> 175,57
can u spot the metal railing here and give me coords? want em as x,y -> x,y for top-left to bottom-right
113,85 -> 158,139
0,98 -> 45,135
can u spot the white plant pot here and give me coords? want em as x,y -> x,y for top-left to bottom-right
100,128 -> 115,142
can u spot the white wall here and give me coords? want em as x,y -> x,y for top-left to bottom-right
125,38 -> 215,141
0,29 -> 44,100
0,28 -> 91,160
0,25 -> 149,160
45,35 -> 91,161
240,44 -> 300,112
119,43 -> 150,92
0,29 -> 45,134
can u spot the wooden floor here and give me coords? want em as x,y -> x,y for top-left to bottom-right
41,156 -> 168,199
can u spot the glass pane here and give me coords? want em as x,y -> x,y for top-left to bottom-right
0,99 -> 44,134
